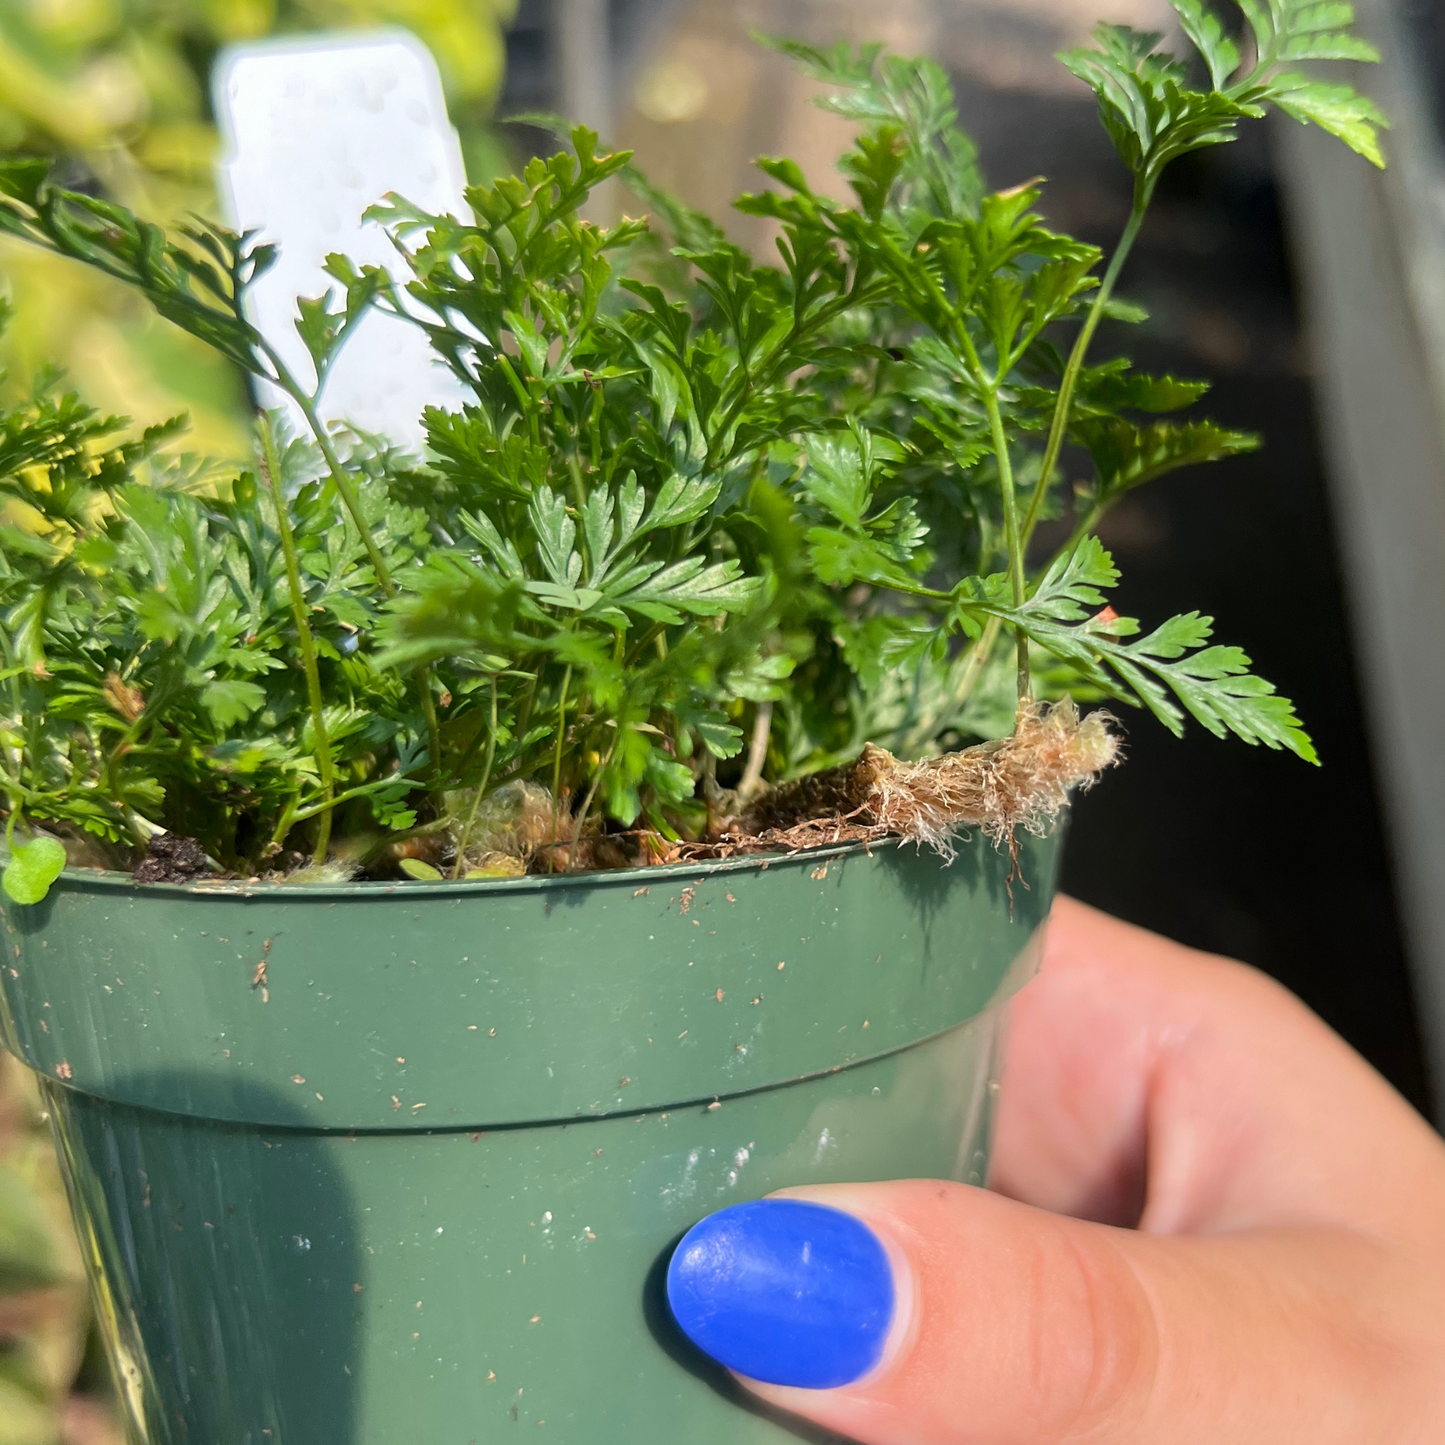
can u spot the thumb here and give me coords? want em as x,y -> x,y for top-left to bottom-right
665,1182 -> 1406,1445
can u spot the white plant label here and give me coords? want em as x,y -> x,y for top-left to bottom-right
213,31 -> 472,452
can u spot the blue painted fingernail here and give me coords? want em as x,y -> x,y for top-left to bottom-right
666,1199 -> 895,1389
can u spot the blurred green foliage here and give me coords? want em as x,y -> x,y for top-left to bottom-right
0,1060 -> 96,1445
0,0 -> 517,459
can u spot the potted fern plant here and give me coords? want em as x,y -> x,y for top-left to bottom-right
0,4 -> 1383,1441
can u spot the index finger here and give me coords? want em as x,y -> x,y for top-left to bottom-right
991,897 -> 1439,1236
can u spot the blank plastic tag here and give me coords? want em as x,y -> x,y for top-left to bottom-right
213,31 -> 472,452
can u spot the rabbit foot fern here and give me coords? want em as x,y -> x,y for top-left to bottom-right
0,0 -> 1383,899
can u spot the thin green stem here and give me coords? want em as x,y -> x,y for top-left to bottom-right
568,731 -> 617,864
102,712 -> 151,836
551,663 -> 572,825
265,349 -> 444,777
494,352 -> 539,440
737,700 -> 773,802
449,708 -> 495,785
262,353 -> 395,596
588,377 -> 605,471
883,285 -> 1010,729
874,579 -> 955,604
983,390 -> 1030,705
565,451 -> 589,525
951,616 -> 1002,712
942,309 -> 1027,711
452,675 -> 500,879
1018,185 -> 1153,551
623,622 -> 668,670
417,676 -> 444,781
516,668 -> 541,740
948,315 -> 991,389
268,798 -> 299,854
0,630 -> 28,799
257,412 -> 334,864
288,776 -> 422,825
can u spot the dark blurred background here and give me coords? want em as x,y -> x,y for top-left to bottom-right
1404,0 -> 1445,134
502,0 -> 1440,1111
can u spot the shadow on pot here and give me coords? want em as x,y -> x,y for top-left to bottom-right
46,1072 -> 359,1445
876,824 -> 1060,994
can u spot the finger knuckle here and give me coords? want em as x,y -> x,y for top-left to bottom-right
1029,1226 -> 1158,1439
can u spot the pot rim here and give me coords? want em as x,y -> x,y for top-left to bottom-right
7,830 -> 1051,1128
45,836 -> 912,902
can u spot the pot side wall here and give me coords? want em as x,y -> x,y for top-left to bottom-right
48,1013 -> 1003,1443
0,832 -> 1061,1444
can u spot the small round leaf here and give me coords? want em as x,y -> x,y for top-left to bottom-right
2,837 -> 67,906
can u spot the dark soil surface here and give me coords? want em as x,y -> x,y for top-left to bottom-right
131,834 -> 212,884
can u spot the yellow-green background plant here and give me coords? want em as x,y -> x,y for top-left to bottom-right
0,1055 -> 103,1445
0,7 -> 514,1437
0,0 -> 517,460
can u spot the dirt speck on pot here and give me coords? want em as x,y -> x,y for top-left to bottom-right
251,939 -> 272,1002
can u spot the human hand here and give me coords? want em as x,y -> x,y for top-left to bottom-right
665,896 -> 1445,1443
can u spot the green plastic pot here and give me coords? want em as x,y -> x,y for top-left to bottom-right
0,829 -> 1059,1443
